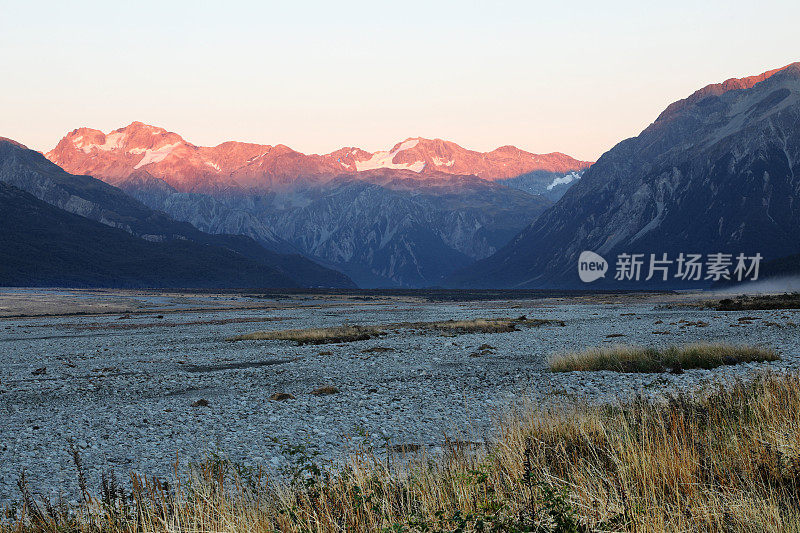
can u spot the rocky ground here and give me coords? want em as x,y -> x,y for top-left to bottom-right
1,290 -> 798,505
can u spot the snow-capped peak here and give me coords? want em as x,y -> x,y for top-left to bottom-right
354,138 -> 425,172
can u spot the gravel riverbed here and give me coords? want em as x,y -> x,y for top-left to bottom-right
1,290 -> 798,504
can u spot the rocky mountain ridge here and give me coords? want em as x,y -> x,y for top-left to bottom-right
0,138 -> 355,288
47,124 -> 592,192
450,62 -> 800,288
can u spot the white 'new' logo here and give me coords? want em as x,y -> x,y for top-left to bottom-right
578,251 -> 607,282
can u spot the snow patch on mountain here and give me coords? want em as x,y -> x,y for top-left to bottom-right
75,132 -> 126,153
547,171 -> 581,190
133,143 -> 181,169
245,151 -> 270,164
355,139 -> 425,172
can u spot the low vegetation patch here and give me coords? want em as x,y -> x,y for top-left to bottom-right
549,342 -> 779,373
310,386 -> 340,396
269,392 -> 295,401
229,325 -> 384,344
9,372 -> 800,532
713,292 -> 800,310
230,316 -> 565,344
411,316 -> 565,334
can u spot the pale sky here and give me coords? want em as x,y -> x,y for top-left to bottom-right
1,0 -> 798,161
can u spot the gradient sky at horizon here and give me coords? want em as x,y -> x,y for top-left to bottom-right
2,0 -> 798,161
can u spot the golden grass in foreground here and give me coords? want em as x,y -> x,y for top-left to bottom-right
7,372 -> 800,532
549,342 -> 779,373
229,316 -> 564,344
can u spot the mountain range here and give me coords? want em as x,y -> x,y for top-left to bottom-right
0,138 -> 355,288
450,62 -> 800,288
5,62 -> 800,290
47,127 -> 587,286
46,126 -> 591,192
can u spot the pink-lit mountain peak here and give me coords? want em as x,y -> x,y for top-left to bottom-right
333,136 -> 592,179
66,122 -> 180,150
658,62 -> 800,122
703,62 -> 800,95
47,124 -> 592,191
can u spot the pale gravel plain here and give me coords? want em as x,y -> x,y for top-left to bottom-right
0,289 -> 798,505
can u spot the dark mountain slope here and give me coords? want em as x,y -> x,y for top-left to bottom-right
122,171 -> 552,288
0,182 -> 299,288
450,63 -> 800,288
0,139 -> 354,288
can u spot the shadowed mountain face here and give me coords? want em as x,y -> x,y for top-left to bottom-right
450,63 -> 800,289
0,139 -> 355,288
0,182 -> 300,288
45,126 -> 586,288
119,171 -> 552,287
499,169 -> 586,201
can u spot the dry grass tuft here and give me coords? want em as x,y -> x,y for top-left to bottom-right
8,372 -> 800,532
549,342 -> 779,373
229,316 -> 564,345
310,386 -> 340,396
269,392 -> 295,401
229,325 -> 384,345
416,316 -> 564,334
